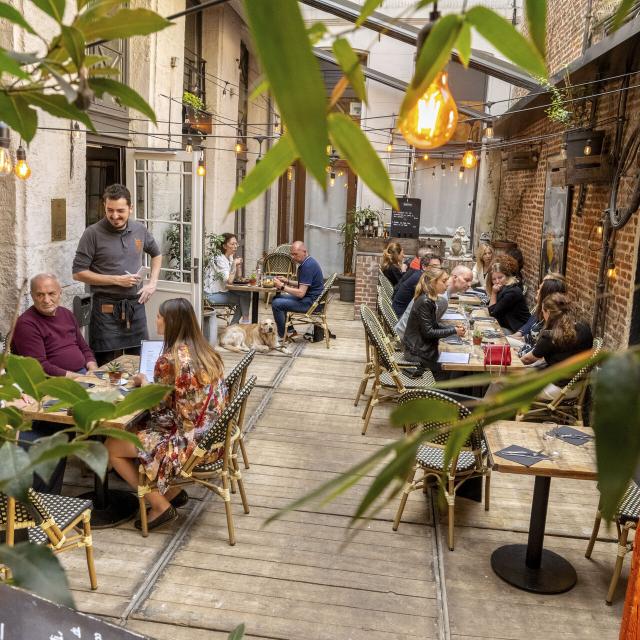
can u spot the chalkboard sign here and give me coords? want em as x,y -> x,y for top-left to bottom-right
0,584 -> 148,639
390,197 -> 421,239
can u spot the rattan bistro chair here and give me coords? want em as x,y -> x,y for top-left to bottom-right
274,243 -> 292,254
0,490 -> 97,589
359,305 -> 435,435
137,377 -> 256,545
285,273 -> 337,349
516,337 -> 603,426
225,349 -> 256,470
378,269 -> 394,300
263,252 -> 296,279
393,389 -> 491,551
585,481 -> 640,604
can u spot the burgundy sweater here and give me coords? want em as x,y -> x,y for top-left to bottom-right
12,306 -> 95,376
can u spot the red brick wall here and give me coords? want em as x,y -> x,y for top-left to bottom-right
354,253 -> 381,319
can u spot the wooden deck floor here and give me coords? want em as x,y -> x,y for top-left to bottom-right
59,301 -> 626,639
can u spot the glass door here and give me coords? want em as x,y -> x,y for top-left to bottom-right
126,149 -> 203,339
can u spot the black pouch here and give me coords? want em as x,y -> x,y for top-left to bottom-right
313,325 -> 325,342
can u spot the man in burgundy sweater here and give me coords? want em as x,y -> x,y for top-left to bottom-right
12,273 -> 98,493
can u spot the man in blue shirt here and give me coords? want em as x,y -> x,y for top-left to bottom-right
272,241 -> 324,340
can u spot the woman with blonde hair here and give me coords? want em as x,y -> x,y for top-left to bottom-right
380,241 -> 407,286
402,266 -> 465,379
106,298 -> 227,531
471,244 -> 493,287
487,255 -> 529,333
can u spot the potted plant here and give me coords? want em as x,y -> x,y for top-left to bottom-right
337,206 -> 383,302
472,327 -> 483,346
183,91 -> 212,135
106,361 -> 123,384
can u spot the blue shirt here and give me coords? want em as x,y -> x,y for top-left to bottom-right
298,256 -> 324,301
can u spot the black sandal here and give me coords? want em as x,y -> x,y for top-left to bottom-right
134,505 -> 178,531
170,489 -> 189,508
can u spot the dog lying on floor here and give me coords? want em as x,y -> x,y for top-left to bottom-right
219,318 -> 279,353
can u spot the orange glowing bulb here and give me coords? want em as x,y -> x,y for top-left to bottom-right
462,149 -> 477,169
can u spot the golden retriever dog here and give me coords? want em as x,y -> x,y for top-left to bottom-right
219,318 -> 279,353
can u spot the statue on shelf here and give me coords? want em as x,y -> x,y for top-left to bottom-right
450,226 -> 470,257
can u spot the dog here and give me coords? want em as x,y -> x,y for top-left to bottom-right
219,318 -> 279,353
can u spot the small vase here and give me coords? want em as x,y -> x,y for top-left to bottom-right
108,371 -> 122,384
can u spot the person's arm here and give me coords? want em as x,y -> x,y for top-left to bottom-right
274,277 -> 308,298
74,320 -> 97,370
138,254 -> 162,304
73,270 -> 140,289
488,287 -> 517,318
417,300 -> 457,341
12,320 -> 69,377
523,332 -> 551,365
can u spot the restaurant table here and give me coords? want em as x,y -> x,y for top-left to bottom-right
21,355 -> 144,528
226,283 -> 277,323
484,420 -> 597,594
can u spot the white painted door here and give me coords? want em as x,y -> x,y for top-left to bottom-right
126,149 -> 204,339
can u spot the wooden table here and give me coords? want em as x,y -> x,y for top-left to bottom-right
227,283 -> 276,323
484,420 -> 597,594
22,355 -> 145,528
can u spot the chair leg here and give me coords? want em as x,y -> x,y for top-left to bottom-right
484,472 -> 491,511
393,466 -> 417,531
238,434 -> 250,469
361,386 -> 379,435
447,476 -> 456,551
82,512 -> 98,590
138,490 -> 149,538
232,456 -> 250,514
221,472 -> 236,546
323,318 -> 330,349
606,522 -> 633,605
585,510 -> 602,559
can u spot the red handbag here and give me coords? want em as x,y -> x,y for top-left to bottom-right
483,344 -> 511,370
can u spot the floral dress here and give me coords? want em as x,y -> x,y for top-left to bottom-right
136,344 -> 227,495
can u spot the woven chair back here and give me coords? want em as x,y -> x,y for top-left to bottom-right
307,272 -> 337,314
263,252 -> 296,278
377,291 -> 400,341
563,336 -> 604,393
360,304 -> 396,372
274,243 -> 291,254
0,492 -> 36,528
199,376 -> 256,452
377,284 -> 391,309
378,269 -> 394,299
225,349 -> 256,399
399,389 -> 484,452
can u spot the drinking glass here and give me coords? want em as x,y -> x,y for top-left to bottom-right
541,421 -> 560,460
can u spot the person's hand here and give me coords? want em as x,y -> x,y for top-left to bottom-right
138,281 -> 157,304
115,274 -> 141,288
274,277 -> 285,290
132,373 -> 148,387
86,361 -> 98,372
492,283 -> 503,294
234,257 -> 243,267
455,325 -> 466,337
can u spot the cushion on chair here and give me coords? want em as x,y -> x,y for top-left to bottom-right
380,369 -> 435,389
618,482 -> 640,524
193,457 -> 224,473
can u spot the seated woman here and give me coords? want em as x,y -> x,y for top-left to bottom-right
204,232 -> 251,324
487,256 -> 530,334
505,246 -> 525,289
507,272 -> 567,354
471,244 -> 493,288
106,298 -> 227,531
402,267 -> 465,380
521,293 -> 593,399
381,241 -> 407,287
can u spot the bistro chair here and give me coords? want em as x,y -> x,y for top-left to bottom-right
285,273 -> 337,349
263,252 -> 297,304
377,287 -> 402,348
204,297 -> 237,327
137,376 -> 256,545
359,305 -> 435,435
516,337 -> 603,426
392,389 -> 490,551
585,480 -> 640,604
378,269 -> 394,300
274,243 -> 292,254
0,490 -> 97,589
225,349 -> 256,470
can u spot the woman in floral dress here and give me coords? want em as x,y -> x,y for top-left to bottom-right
106,298 -> 227,531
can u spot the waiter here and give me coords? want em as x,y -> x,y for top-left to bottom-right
72,184 -> 162,365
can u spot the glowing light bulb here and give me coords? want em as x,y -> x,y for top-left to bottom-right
399,72 -> 458,150
440,161 -> 446,176
185,137 -> 193,153
458,166 -> 465,180
431,169 -> 436,178
235,142 -> 243,154
462,149 -> 477,169
596,222 -> 603,238
387,142 -> 393,153
422,153 -> 429,161
607,264 -> 617,280
0,122 -> 12,177
287,166 -> 293,181
196,159 -> 206,177
14,146 -> 30,180
484,122 -> 494,139
583,139 -> 593,156
329,172 -> 336,187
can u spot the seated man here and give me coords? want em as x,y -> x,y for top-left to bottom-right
392,254 -> 439,318
272,241 -> 324,342
12,273 -> 98,494
435,265 -> 474,321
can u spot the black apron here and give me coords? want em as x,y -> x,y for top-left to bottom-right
89,293 -> 148,353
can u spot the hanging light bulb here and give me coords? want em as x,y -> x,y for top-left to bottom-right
440,161 -> 446,177
14,145 -> 30,180
0,122 -> 12,177
484,120 -> 494,140
595,221 -> 603,238
196,147 -> 206,177
607,258 -> 617,281
462,147 -> 478,169
185,137 -> 193,153
235,141 -> 243,154
387,142 -> 393,153
560,142 -> 567,161
329,171 -> 336,187
274,116 -> 281,134
449,160 -> 454,173
458,166 -> 465,181
583,138 -> 593,156
431,168 -> 436,178
71,121 -> 82,142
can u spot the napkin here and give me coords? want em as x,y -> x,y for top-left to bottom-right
549,425 -> 593,446
494,444 -> 549,467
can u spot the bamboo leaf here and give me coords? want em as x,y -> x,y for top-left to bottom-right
31,0 -> 65,22
111,383 -> 171,418
332,38 -> 367,105
391,398 -> 460,427
90,427 -> 142,448
0,50 -> 30,80
328,113 -> 397,209
23,92 -> 95,131
525,0 -> 546,58
229,134 -> 297,212
244,0 -> 328,184
60,25 -> 86,70
89,77 -> 157,123
0,93 -> 37,142
611,0 -> 635,31
455,21 -> 472,68
6,355 -> 46,400
249,77 -> 269,102
0,3 -> 36,34
80,8 -> 172,41
356,0 -> 384,26
28,434 -> 85,483
466,6 -> 547,81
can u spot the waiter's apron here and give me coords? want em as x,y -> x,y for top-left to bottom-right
90,294 -> 148,353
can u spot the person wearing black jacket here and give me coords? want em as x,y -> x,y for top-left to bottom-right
392,254 -> 441,317
380,241 -> 406,287
487,257 -> 529,333
403,266 -> 466,379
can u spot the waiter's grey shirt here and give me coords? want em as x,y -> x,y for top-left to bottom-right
72,218 -> 161,297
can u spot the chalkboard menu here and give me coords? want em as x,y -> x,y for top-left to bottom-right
390,197 -> 421,239
0,584 -> 148,639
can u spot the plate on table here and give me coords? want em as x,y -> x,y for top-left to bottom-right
234,278 -> 250,285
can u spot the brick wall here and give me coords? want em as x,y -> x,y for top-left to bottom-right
354,253 -> 381,319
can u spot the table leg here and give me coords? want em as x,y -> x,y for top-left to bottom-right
251,291 -> 259,323
490,476 -> 577,594
78,471 -> 139,529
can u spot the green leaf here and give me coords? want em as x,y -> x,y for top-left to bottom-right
611,0 -> 635,31
112,383 -> 171,418
0,384 -> 21,401
71,399 -> 115,432
0,50 -> 29,80
60,25 -> 86,69
89,77 -> 157,123
0,3 -> 36,34
455,22 -> 472,68
228,624 -> 245,640
37,377 -> 90,404
6,355 -> 46,400
244,0 -> 328,184
307,21 -> 328,45
466,7 -> 547,81
592,351 -> 640,520
249,77 -> 269,102
0,544 -> 74,607
332,38 -> 367,105
229,134 -> 297,212
80,8 -> 172,41
0,407 -> 27,429
525,0 -> 546,58
391,398 -> 460,427
328,113 -> 397,209
356,0 -> 384,26
0,93 -> 37,142
0,442 -> 32,500
90,427 -> 142,448
74,440 -> 108,481
31,0 -> 65,22
28,433 -> 84,483
22,92 -> 95,131
400,14 -> 463,120
40,63 -> 78,103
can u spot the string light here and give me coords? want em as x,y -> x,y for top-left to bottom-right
441,161 -> 446,177
185,136 -> 193,153
387,141 -> 393,153
235,141 -> 243,154
431,168 -> 436,178
607,251 -> 617,281
484,120 -> 494,140
458,166 -> 465,181
450,160 -> 454,173
0,122 -> 12,176
14,145 -> 30,180
329,171 -> 336,187
422,153 -> 429,160
583,138 -> 593,156
71,121 -> 82,141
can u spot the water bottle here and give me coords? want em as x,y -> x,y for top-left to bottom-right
256,266 -> 262,285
